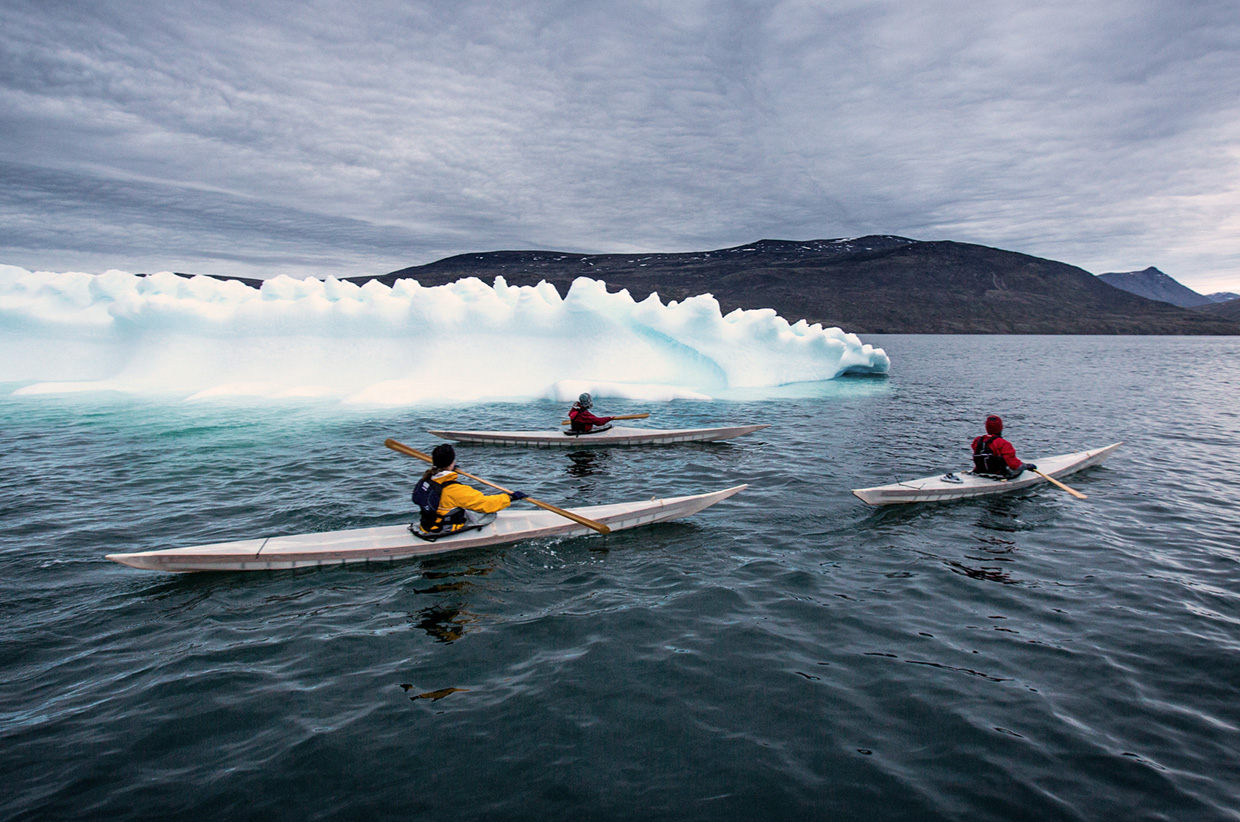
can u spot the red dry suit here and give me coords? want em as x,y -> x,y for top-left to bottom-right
568,404 -> 613,432
971,434 -> 1024,477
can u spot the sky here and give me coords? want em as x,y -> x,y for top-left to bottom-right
2,0 -> 1239,293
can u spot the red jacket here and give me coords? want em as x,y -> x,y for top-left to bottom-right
972,434 -> 1023,473
569,405 -> 613,432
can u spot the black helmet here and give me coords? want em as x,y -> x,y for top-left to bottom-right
431,443 -> 456,468
578,392 -> 592,408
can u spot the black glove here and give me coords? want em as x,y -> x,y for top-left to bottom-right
1024,463 -> 1037,471
509,491 -> 528,501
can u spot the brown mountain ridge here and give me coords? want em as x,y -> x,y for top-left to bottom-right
355,236 -> 1236,334
1196,298 -> 1240,324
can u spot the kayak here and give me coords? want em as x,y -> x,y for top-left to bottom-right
105,485 -> 748,572
851,443 -> 1121,506
427,424 -> 769,447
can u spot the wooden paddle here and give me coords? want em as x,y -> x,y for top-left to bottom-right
383,438 -> 611,534
559,412 -> 650,425
1029,468 -> 1088,500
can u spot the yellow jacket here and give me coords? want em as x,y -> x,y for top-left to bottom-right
432,470 -> 513,531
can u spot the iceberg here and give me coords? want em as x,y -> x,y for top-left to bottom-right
0,265 -> 889,405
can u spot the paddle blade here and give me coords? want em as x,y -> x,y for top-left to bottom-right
385,439 -> 430,463
526,498 -> 611,534
1031,468 -> 1087,499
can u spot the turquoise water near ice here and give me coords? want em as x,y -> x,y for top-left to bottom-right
3,335 -> 1239,820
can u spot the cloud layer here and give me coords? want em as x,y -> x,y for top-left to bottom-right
2,0 -> 1238,290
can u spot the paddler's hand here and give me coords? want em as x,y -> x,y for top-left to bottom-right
1024,463 -> 1037,471
509,491 -> 528,501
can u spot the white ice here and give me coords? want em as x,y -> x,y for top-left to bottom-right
0,265 -> 889,405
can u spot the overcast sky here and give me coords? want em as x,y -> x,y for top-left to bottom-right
2,0 -> 1238,292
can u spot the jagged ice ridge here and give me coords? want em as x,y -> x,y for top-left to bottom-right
0,266 -> 889,405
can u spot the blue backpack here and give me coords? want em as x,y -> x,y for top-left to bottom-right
412,476 -> 460,531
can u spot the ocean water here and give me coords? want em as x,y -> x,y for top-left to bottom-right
2,335 -> 1238,821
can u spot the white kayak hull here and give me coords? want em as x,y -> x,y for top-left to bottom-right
106,485 -> 748,572
852,443 -> 1122,506
427,424 -> 769,446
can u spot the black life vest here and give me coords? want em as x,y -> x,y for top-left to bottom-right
412,476 -> 466,532
972,435 -> 1010,476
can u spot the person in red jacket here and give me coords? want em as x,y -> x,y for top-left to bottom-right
567,393 -> 614,434
971,415 -> 1037,478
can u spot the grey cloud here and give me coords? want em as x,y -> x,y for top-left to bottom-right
0,0 -> 1238,290
0,160 -> 455,275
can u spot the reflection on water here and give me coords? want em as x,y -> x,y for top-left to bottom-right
409,565 -> 492,642
400,684 -> 470,701
566,449 -> 611,477
974,496 -> 1037,532
421,566 -> 492,580
973,535 -> 1017,554
412,603 -> 478,643
945,559 -> 1017,584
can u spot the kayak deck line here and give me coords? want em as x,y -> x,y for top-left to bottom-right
427,424 -> 769,447
852,443 -> 1121,506
105,485 -> 748,572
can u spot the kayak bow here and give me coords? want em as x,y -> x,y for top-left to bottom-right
852,443 -> 1121,505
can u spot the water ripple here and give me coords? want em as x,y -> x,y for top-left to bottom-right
3,337 -> 1240,820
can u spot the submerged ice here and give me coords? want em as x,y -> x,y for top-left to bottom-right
0,265 -> 889,404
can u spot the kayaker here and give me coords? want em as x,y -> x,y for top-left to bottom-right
411,444 -> 527,537
568,392 -> 614,434
971,415 -> 1037,478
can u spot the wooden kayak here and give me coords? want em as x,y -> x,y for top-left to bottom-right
105,485 -> 748,572
427,424 -> 769,447
852,443 -> 1121,506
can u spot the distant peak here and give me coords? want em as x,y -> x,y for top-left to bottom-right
1104,266 -> 1166,278
1097,267 -> 1211,307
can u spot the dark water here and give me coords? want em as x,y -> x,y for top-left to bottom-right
2,336 -> 1238,821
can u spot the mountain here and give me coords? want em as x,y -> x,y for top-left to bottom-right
1096,267 -> 1214,308
1195,297 -> 1240,323
1207,292 -> 1240,303
361,237 -> 1238,334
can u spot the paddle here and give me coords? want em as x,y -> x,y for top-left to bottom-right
383,438 -> 611,534
560,412 -> 650,425
1029,468 -> 1088,500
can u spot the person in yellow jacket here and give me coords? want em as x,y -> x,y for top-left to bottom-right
411,444 -> 527,538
